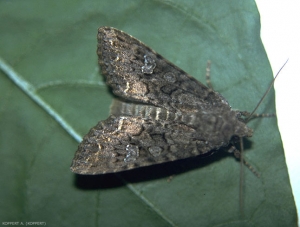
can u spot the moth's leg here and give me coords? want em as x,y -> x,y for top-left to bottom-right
167,175 -> 175,183
228,146 -> 260,177
239,111 -> 276,122
205,60 -> 213,90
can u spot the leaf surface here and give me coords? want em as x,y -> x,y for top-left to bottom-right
0,0 -> 296,226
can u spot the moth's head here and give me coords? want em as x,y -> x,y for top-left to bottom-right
231,111 -> 254,140
230,126 -> 253,142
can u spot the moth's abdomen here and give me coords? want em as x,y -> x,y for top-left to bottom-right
110,99 -> 197,124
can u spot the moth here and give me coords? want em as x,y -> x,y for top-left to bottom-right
71,26 -> 265,175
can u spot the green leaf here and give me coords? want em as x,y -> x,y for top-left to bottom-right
0,0 -> 296,226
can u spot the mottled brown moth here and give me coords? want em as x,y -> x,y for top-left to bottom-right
70,26 -> 275,175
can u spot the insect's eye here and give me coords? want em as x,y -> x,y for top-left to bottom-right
231,135 -> 240,143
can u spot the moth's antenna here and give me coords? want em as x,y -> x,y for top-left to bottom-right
245,59 -> 289,122
239,137 -> 244,217
239,59 -> 288,215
